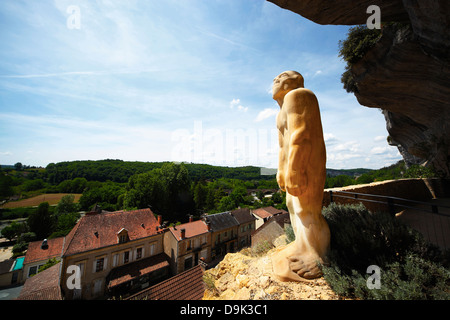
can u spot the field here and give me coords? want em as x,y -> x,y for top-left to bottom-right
0,193 -> 82,208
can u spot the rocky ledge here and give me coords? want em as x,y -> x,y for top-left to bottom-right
268,0 -> 450,177
202,237 -> 341,300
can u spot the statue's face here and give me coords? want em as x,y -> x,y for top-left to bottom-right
272,71 -> 302,100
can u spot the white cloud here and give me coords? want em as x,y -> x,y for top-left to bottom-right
374,135 -> 386,142
324,133 -> 338,144
230,98 -> 240,108
370,146 -> 390,155
255,108 -> 278,122
229,98 -> 247,112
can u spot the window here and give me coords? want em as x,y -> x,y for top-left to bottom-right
117,229 -> 128,244
149,243 -> 156,256
28,266 -> 38,277
112,254 -> 119,267
95,258 -> 104,272
124,251 -> 129,264
136,247 -> 142,260
184,256 -> 193,270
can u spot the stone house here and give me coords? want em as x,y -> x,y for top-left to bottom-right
230,208 -> 256,250
59,208 -> 170,299
22,237 -> 64,280
251,212 -> 290,250
203,211 -> 238,261
252,206 -> 288,229
163,216 -> 211,275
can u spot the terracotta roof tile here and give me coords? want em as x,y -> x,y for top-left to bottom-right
127,265 -> 205,300
63,208 -> 161,256
107,253 -> 170,289
169,220 -> 209,241
16,263 -> 62,300
23,237 -> 65,265
252,206 -> 287,219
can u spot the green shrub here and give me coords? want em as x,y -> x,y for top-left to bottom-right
321,203 -> 449,299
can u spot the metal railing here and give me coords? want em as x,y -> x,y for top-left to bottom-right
328,190 -> 450,250
328,190 -> 450,216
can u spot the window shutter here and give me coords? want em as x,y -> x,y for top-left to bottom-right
103,257 -> 108,271
92,260 -> 97,273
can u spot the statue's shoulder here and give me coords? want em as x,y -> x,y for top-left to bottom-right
286,88 -> 316,99
284,88 -> 318,112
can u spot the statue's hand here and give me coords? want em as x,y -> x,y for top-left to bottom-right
277,171 -> 286,191
286,170 -> 307,196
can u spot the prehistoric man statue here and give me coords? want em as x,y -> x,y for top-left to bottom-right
271,71 -> 330,281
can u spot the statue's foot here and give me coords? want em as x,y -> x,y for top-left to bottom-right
288,254 -> 323,279
271,243 -> 324,282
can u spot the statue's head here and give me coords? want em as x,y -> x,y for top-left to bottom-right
272,71 -> 304,100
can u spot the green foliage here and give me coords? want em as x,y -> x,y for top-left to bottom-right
55,194 -> 79,215
339,25 -> 381,65
27,202 -> 54,239
321,203 -> 449,299
338,25 -> 382,93
404,165 -> 437,179
79,181 -> 125,211
1,221 -> 27,241
123,163 -> 194,221
0,171 -> 14,199
38,258 -> 60,273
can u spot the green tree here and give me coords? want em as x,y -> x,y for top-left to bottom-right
1,221 -> 27,241
0,172 -> 14,199
55,194 -> 79,215
14,162 -> 23,171
27,202 -> 54,239
217,196 -> 236,212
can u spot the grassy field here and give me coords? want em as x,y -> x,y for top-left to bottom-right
1,193 -> 82,208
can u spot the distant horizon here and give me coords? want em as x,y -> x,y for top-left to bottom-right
1,157 -> 402,172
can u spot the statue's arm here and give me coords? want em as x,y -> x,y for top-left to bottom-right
277,127 -> 286,191
284,90 -> 314,196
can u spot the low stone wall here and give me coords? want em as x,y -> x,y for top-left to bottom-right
322,178 -> 450,214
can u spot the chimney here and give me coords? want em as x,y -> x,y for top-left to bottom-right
206,221 -> 211,231
157,215 -> 162,226
180,228 -> 186,239
189,215 -> 194,223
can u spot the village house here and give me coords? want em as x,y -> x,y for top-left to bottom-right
230,208 -> 256,250
251,212 -> 290,250
59,208 -> 169,299
204,211 -> 239,261
22,237 -> 64,279
163,216 -> 211,275
252,206 -> 288,229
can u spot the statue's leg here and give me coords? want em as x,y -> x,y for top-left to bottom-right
271,192 -> 330,281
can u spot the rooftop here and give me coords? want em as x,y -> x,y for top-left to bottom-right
169,220 -> 209,241
127,264 -> 205,300
252,206 -> 288,220
231,207 -> 256,224
62,208 -> 162,257
23,237 -> 65,265
16,263 -> 62,300
203,211 -> 239,232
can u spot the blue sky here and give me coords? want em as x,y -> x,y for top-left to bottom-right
0,0 -> 402,170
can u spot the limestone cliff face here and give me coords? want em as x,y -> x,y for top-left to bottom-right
268,0 -> 450,177
203,246 -> 340,300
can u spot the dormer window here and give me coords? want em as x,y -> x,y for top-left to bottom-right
117,228 -> 129,244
